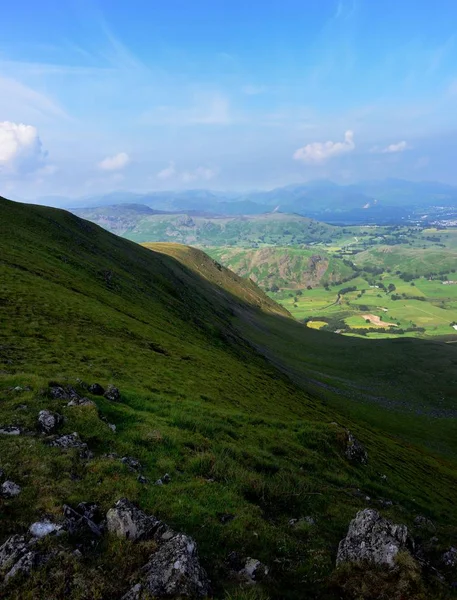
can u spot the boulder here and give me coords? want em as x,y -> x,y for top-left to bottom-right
104,384 -> 120,402
238,557 -> 269,584
0,535 -> 51,583
107,498 -> 161,541
344,430 -> 368,465
0,426 -> 22,435
88,383 -> 105,396
49,384 -> 79,401
37,409 -> 63,434
29,520 -> 62,538
442,547 -> 457,568
1,480 -> 21,498
123,533 -> 210,598
336,509 -> 412,568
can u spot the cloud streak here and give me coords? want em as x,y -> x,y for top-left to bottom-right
293,130 -> 355,163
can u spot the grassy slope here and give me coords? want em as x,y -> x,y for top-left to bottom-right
206,247 -> 355,289
356,246 -> 457,276
1,197 -> 457,599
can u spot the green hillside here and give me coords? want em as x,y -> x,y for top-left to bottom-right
1,197 -> 457,599
74,208 -> 343,246
207,247 -> 356,290
355,246 -> 457,277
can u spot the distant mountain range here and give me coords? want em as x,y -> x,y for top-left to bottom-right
36,178 -> 457,224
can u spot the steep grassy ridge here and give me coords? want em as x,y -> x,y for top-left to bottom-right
1,197 -> 457,599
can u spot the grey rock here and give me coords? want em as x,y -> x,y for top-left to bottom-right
104,384 -> 120,402
336,509 -> 412,567
125,533 -> 210,598
289,516 -> 315,528
49,385 -> 79,401
108,423 -> 116,433
121,456 -> 142,471
239,557 -> 269,583
0,426 -> 22,435
29,520 -> 62,538
0,535 -> 29,572
443,547 -> 457,567
155,473 -> 171,486
38,409 -> 63,434
88,383 -> 105,396
345,430 -> 368,465
67,397 -> 95,407
137,475 -> 149,485
49,432 -> 93,459
0,535 -> 49,584
1,480 -> 21,498
107,498 -> 161,541
15,404 -> 28,411
414,515 -> 436,531
63,502 -> 103,538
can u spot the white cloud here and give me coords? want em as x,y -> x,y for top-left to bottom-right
98,152 -> 130,171
0,121 -> 47,174
381,140 -> 410,153
293,130 -> 355,163
157,161 -> 177,180
157,162 -> 217,184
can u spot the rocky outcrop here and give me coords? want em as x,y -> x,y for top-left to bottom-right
67,397 -> 95,407
108,499 -> 210,598
337,509 -> 412,567
107,498 -> 161,541
344,430 -> 368,465
63,502 -> 103,538
0,426 -> 22,435
37,410 -> 63,434
49,384 -> 79,401
442,547 -> 457,568
104,384 -> 120,402
1,480 -> 21,498
0,535 -> 52,583
121,456 -> 142,471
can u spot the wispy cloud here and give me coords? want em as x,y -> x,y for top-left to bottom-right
370,140 -> 411,154
294,130 -> 355,163
156,162 -> 217,183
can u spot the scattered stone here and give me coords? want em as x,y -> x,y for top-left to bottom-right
414,515 -> 436,531
108,423 -> 116,432
13,386 -> 23,393
443,547 -> 457,568
238,557 -> 269,584
49,384 -> 79,401
137,475 -> 149,485
336,509 -> 412,568
63,502 -> 103,538
218,513 -> 235,524
121,456 -> 142,472
289,516 -> 315,528
1,480 -> 22,498
123,533 -> 210,598
104,384 -> 120,402
38,409 -> 63,434
15,404 -> 28,411
98,413 -> 116,432
29,520 -> 62,538
49,432 -> 92,459
67,397 -> 95,408
380,474 -> 388,481
155,473 -> 171,486
0,426 -> 22,435
103,452 -> 119,460
107,498 -> 161,541
88,383 -> 105,396
344,430 -> 368,465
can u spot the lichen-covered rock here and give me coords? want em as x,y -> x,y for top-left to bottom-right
104,384 -> 120,402
0,535 -> 51,583
107,498 -> 161,541
67,397 -> 95,407
1,480 -> 21,498
49,432 -> 92,458
123,533 -> 210,598
336,509 -> 412,567
238,557 -> 269,584
49,384 -> 79,401
345,430 -> 368,465
37,409 -> 63,434
88,383 -> 105,396
442,547 -> 457,567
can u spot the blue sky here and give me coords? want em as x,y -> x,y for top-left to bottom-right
1,0 -> 457,199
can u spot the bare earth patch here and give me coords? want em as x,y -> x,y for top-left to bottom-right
362,314 -> 397,327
